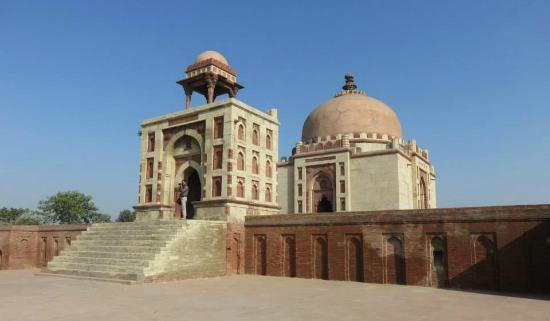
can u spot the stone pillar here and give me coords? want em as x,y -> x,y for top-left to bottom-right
205,73 -> 218,103
184,86 -> 192,110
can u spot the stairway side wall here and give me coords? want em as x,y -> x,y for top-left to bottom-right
144,221 -> 227,282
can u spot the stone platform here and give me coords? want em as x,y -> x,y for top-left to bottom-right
40,220 -> 226,283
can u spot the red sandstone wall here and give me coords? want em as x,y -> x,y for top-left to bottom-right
244,205 -> 550,293
0,225 -> 87,270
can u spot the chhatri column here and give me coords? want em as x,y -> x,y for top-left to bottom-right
205,73 -> 218,103
184,86 -> 192,110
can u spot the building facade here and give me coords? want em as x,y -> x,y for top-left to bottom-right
278,74 -> 436,214
134,51 -> 280,223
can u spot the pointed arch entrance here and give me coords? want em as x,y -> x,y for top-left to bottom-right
312,173 -> 334,213
171,133 -> 203,219
184,167 -> 201,219
174,165 -> 202,219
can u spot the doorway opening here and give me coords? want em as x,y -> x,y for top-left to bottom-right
175,167 -> 202,219
313,174 -> 334,213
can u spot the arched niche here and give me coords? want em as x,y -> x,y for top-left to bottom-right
473,235 -> 497,290
163,129 -> 204,210
347,236 -> 364,282
282,236 -> 296,277
385,236 -> 405,284
430,236 -> 448,288
314,236 -> 329,280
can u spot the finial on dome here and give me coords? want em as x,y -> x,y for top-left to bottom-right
342,73 -> 357,91
335,73 -> 365,97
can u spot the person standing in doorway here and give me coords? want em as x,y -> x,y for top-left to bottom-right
178,179 -> 189,219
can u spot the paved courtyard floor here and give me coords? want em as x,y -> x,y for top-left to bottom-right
0,269 -> 548,321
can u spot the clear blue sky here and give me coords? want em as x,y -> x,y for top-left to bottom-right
1,1 -> 549,217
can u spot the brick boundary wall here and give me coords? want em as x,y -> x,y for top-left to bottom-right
227,223 -> 245,275
0,225 -> 88,270
244,205 -> 550,293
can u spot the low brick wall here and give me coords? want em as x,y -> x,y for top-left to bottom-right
244,205 -> 550,293
0,224 -> 88,270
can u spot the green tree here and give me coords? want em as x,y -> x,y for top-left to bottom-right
116,209 -> 136,222
38,191 -> 110,224
0,207 -> 28,224
15,212 -> 44,225
87,212 -> 112,223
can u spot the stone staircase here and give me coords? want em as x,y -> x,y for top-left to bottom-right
40,220 -> 227,284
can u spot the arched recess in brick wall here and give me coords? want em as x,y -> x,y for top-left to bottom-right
346,237 -> 364,282
314,236 -> 329,280
227,235 -> 241,275
430,236 -> 448,288
41,237 -> 47,266
385,237 -> 405,285
473,235 -> 497,290
255,235 -> 267,275
54,239 -> 59,256
282,236 -> 296,277
0,249 -> 3,269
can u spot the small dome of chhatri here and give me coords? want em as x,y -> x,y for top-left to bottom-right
301,74 -> 402,141
195,50 -> 229,65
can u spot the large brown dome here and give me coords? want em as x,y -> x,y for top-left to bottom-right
302,76 -> 402,141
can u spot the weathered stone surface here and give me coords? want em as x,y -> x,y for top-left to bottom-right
42,220 -> 227,283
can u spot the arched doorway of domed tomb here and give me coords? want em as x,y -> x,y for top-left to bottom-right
171,134 -> 203,219
312,173 -> 334,213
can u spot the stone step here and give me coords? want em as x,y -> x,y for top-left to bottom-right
52,256 -> 151,267
61,250 -> 157,260
48,261 -> 145,274
94,221 -> 186,227
70,239 -> 169,247
41,268 -> 142,282
66,245 -> 164,253
90,223 -> 186,231
83,230 -> 181,237
78,233 -> 175,241
86,228 -> 181,236
80,232 -> 179,239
